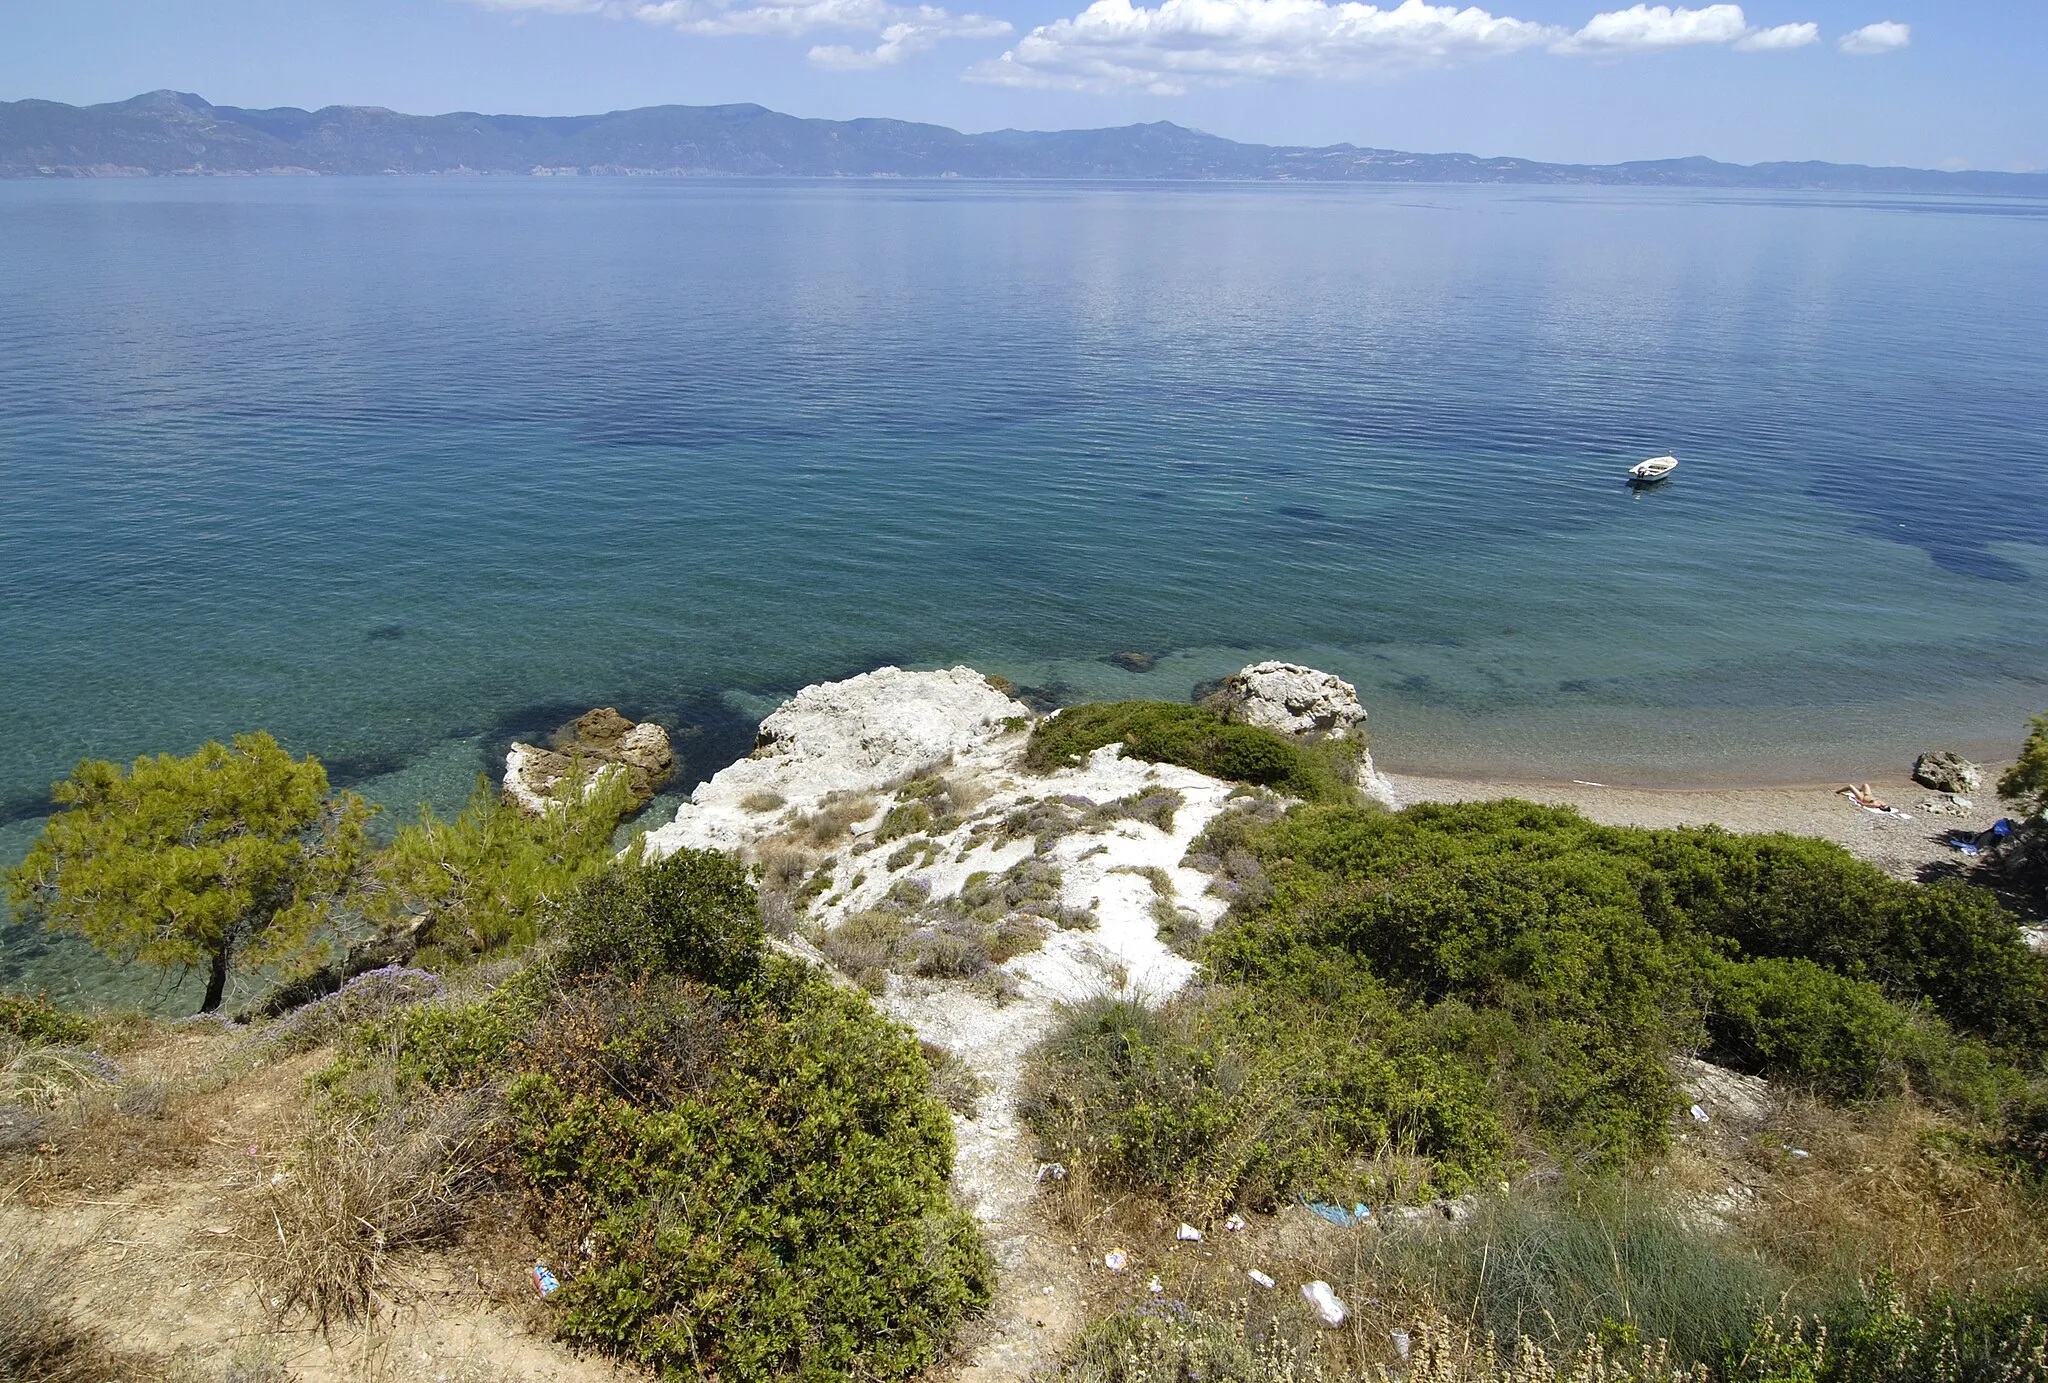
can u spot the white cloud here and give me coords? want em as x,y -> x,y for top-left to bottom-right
467,0 -> 1007,56
967,0 -> 1563,93
1838,19 -> 1909,54
810,10 -> 1012,65
1732,19 -> 1817,49
1551,4 -> 1743,55
974,0 -> 1827,91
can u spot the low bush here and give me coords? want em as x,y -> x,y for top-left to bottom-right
0,994 -> 90,1047
327,847 -> 990,1381
1020,990 -> 1510,1219
1033,799 -> 2048,1213
1702,957 -> 2007,1112
264,964 -> 445,1056
1209,802 -> 2047,1158
550,847 -> 763,990
1027,702 -> 1358,804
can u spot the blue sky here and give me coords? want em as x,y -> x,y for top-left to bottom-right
2,0 -> 2041,169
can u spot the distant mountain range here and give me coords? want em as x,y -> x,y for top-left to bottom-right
4,89 -> 2044,195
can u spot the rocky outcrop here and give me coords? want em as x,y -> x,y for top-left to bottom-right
1912,750 -> 1982,795
643,667 -> 1029,856
503,707 -> 674,815
1205,661 -> 1398,809
1208,661 -> 1368,740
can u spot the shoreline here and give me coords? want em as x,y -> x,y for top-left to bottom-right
1383,766 -> 2008,882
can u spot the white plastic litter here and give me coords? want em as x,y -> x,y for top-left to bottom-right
1177,1223 -> 1203,1241
1223,1213 -> 1248,1232
1690,1104 -> 1711,1123
1037,1162 -> 1068,1182
1148,1277 -> 1164,1294
1789,1147 -> 1811,1159
1104,1250 -> 1128,1272
1392,1329 -> 1412,1359
1247,1269 -> 1276,1289
1302,1280 -> 1348,1327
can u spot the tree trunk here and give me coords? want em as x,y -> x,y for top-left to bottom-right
200,939 -> 233,1013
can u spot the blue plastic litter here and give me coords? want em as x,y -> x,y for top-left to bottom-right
1302,1198 -> 1373,1228
532,1262 -> 561,1297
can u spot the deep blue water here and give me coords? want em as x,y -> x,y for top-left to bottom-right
4,177 -> 2047,1003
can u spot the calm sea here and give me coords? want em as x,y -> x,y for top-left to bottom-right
4,177 -> 2047,1003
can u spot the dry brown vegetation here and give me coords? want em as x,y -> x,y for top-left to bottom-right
1735,1095 -> 2048,1296
250,1090 -> 501,1331
795,791 -> 878,846
0,1243 -> 141,1383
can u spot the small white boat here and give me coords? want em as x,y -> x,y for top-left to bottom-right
1628,455 -> 1678,483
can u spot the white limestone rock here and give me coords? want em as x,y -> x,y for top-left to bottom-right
1211,661 -> 1399,810
642,666 -> 1029,857
1212,661 -> 1369,740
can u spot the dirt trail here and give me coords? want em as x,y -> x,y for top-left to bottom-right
2,1040 -> 623,1383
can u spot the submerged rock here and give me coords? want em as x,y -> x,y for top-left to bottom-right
503,707 -> 674,815
1912,750 -> 1982,795
1109,651 -> 1157,673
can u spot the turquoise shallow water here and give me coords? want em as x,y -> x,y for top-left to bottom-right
3,177 -> 2047,1005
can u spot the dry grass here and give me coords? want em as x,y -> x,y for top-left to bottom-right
752,839 -> 813,895
794,792 -> 878,846
0,1075 -> 217,1203
0,1244 -> 138,1383
1736,1094 -> 2048,1297
0,1040 -> 116,1110
157,1341 -> 296,1383
1362,1314 -> 1709,1383
250,1090 -> 500,1331
739,790 -> 786,813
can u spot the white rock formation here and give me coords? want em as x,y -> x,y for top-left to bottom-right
641,665 -> 1027,857
1210,660 -> 1399,810
1212,660 -> 1370,739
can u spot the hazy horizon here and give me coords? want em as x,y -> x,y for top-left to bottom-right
3,1 -> 2042,174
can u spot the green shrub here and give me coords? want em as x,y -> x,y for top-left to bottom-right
1020,990 -> 1510,1218
1208,826 -> 1690,1162
1026,702 -> 1357,804
1704,958 -> 1916,1100
1999,714 -> 2048,818
0,994 -> 90,1048
551,848 -> 763,993
328,849 -> 989,1381
1221,801 -> 2046,1130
